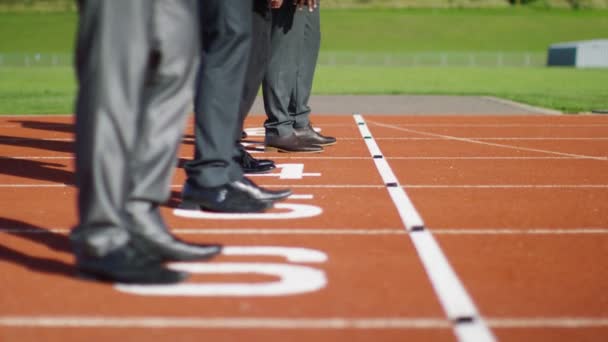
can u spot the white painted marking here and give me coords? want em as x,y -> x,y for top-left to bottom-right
222,246 -> 327,263
173,203 -> 322,220
116,262 -> 327,297
354,115 -> 423,231
368,120 -> 608,161
402,184 -> 608,189
0,138 -> 72,142
1,316 -> 606,329
371,137 -> 608,141
288,194 -> 314,200
382,123 -> 608,128
243,127 -> 265,137
115,246 -> 327,297
3,228 -> 608,236
4,155 -> 600,161
354,114 -> 496,342
4,156 -> 74,160
246,164 -> 321,179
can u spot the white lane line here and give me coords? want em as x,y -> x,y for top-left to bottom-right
368,120 -> 608,162
0,138 -> 72,142
432,228 -> 608,235
2,156 -> 600,161
378,124 -> 608,128
0,316 -> 605,329
354,114 -> 495,342
3,228 -> 608,235
354,137 -> 608,141
3,183 -> 608,190
0,316 -> 451,329
403,185 -> 608,189
3,156 -> 74,160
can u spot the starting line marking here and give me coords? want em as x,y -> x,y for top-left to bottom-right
1,316 -> 607,329
4,228 -> 608,236
355,114 -> 496,342
4,183 -> 608,189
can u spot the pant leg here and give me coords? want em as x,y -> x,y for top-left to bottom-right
262,2 -> 320,136
71,0 -> 153,256
236,0 -> 272,137
262,2 -> 301,137
184,0 -> 252,187
292,5 -> 321,129
126,0 -> 201,234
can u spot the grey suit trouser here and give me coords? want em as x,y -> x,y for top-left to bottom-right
184,0 -> 252,187
71,0 -> 199,256
262,2 -> 321,137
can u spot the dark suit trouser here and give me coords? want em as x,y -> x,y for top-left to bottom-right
72,0 -> 199,256
184,0 -> 252,187
236,0 -> 272,137
262,2 -> 321,137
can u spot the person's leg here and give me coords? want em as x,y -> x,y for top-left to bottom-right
290,5 -> 336,146
262,2 -> 300,138
261,2 -> 323,153
72,0 -> 151,257
235,0 -> 276,174
237,0 -> 272,136
181,0 -> 288,212
71,0 -> 185,283
125,0 -> 221,262
292,5 -> 320,129
185,0 -> 251,188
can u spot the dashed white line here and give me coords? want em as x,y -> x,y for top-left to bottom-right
354,114 -> 496,342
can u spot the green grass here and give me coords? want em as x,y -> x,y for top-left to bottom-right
0,66 -> 75,114
2,65 -> 606,114
1,8 -> 607,114
320,8 -> 608,52
314,66 -> 608,113
2,9 -> 608,53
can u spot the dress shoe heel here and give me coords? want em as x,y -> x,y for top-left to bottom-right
178,200 -> 201,210
264,133 -> 324,153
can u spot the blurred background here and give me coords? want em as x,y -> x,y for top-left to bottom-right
0,0 -> 607,113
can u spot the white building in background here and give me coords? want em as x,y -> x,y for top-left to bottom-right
547,39 -> 608,68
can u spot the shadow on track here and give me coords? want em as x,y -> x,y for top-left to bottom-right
0,217 -> 74,278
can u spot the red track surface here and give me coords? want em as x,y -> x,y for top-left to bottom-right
1,114 -> 608,341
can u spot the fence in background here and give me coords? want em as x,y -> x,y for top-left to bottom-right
317,51 -> 547,67
0,51 -> 548,68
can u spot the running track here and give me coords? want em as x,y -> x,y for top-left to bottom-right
1,114 -> 607,341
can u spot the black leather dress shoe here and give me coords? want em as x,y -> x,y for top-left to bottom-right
128,205 -> 223,262
180,180 -> 272,213
294,124 -> 337,146
134,231 -> 222,262
233,177 -> 292,202
265,133 -> 323,153
237,146 -> 275,174
74,242 -> 187,284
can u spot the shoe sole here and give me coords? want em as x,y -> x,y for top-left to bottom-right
178,199 -> 271,213
265,146 -> 323,153
318,141 -> 337,147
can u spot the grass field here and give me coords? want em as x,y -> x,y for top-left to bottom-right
1,8 -> 607,113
